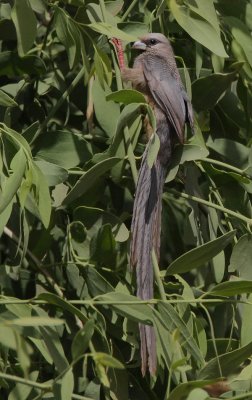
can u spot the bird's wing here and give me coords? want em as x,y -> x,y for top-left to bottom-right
142,54 -> 188,143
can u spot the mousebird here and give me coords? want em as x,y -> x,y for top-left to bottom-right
112,33 -> 194,376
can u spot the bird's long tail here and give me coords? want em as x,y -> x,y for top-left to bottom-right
130,140 -> 169,376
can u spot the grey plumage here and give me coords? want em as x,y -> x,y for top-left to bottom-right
120,33 -> 193,375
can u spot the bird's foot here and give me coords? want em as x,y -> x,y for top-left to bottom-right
111,37 -> 125,69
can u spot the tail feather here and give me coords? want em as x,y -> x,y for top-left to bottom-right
130,110 -> 173,375
130,147 -> 167,376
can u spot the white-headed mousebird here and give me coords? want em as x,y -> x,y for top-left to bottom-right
112,33 -> 194,376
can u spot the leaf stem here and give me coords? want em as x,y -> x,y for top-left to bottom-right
99,0 -> 107,22
1,298 -> 251,306
0,372 -> 92,400
152,249 -> 166,301
123,126 -> 138,186
201,304 -> 222,377
111,51 -> 123,90
226,391 -> 252,400
166,192 -> 252,226
200,158 -> 252,180
0,371 -> 50,391
121,0 -> 139,21
68,170 -> 86,175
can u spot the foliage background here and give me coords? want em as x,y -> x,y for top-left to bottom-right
0,0 -> 252,399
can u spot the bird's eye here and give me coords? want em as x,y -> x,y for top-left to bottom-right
149,39 -> 157,45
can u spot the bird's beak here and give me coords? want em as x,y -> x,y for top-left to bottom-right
132,40 -> 147,50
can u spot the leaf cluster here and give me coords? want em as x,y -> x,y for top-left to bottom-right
0,0 -> 252,399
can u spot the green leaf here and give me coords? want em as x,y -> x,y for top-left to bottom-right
94,47 -> 112,88
35,160 -> 68,187
29,337 -> 53,365
229,234 -> 252,280
166,125 -> 209,182
32,163 -> 51,228
0,51 -> 46,77
241,294 -> 252,347
22,121 -> 39,143
71,320 -> 95,360
118,22 -> 148,37
169,0 -> 228,57
86,2 -> 119,26
9,371 -> 39,400
61,368 -> 74,400
1,123 -> 32,155
53,368 -> 74,400
0,326 -> 18,350
11,0 -> 37,56
40,326 -> 69,374
90,224 -> 116,265
84,266 -> 115,297
219,90 -> 247,130
109,102 -> 143,158
158,302 -> 204,366
37,292 -> 87,324
203,163 -> 250,185
54,7 -> 80,69
0,148 -> 27,214
35,308 -> 70,373
106,0 -> 124,16
35,131 -> 92,169
192,71 -> 237,111
6,303 -> 31,319
19,166 -> 33,209
186,388 -> 209,400
30,0 -> 46,13
207,138 -> 250,169
208,280 -> 252,297
88,22 -> 137,42
195,43 -> 203,79
74,206 -> 129,242
211,53 -> 225,73
93,352 -> 124,369
180,144 -> 209,164
92,79 -> 120,137
0,197 -> 14,236
63,157 -> 121,205
199,341 -> 252,379
225,17 -> 252,68
147,133 -> 160,169
0,89 -> 17,107
168,379 -> 216,400
15,333 -> 31,377
97,292 -> 154,324
106,89 -> 146,105
95,362 -> 110,387
166,230 -> 236,275
5,317 -> 65,327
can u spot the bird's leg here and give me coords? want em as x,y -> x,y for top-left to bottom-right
111,38 -> 146,90
111,38 -> 125,69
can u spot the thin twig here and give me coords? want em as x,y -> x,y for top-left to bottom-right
152,249 -> 166,300
200,158 -> 252,180
0,297 -> 251,306
166,192 -> 252,226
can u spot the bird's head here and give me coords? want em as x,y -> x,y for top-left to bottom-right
132,33 -> 171,53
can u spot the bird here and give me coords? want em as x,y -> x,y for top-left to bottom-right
112,33 -> 194,376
